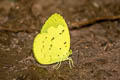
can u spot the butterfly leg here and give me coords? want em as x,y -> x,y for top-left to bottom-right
68,57 -> 74,69
53,62 -> 61,69
56,62 -> 61,69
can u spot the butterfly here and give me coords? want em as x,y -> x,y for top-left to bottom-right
33,13 -> 74,69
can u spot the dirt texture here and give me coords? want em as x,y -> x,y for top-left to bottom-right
0,0 -> 120,80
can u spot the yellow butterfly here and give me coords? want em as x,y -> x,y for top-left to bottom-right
33,13 -> 74,69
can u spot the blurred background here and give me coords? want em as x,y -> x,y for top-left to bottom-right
0,0 -> 120,80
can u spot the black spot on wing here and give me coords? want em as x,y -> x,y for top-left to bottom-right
59,29 -> 65,35
59,33 -> 62,35
64,41 -> 67,44
62,30 -> 64,33
45,36 -> 47,39
49,48 -> 51,50
51,37 -> 55,41
41,49 -> 42,52
54,19 -> 57,21
50,44 -> 53,47
43,45 -> 44,48
49,44 -> 53,50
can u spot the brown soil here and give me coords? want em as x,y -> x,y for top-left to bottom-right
0,0 -> 120,80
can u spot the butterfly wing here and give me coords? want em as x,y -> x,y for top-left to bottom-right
41,13 -> 68,33
47,25 -> 70,63
33,13 -> 71,64
33,33 -> 51,64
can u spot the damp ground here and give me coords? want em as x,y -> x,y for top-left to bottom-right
0,0 -> 120,80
